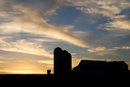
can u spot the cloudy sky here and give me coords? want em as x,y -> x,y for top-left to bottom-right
0,0 -> 130,74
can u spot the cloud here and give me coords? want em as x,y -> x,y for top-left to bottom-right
66,0 -> 128,17
0,49 -> 53,74
88,47 -> 113,53
67,0 -> 130,15
38,60 -> 53,65
88,46 -> 130,55
0,1 -> 88,48
66,0 -> 130,31
0,0 -> 88,74
114,46 -> 130,50
0,37 -> 52,58
88,47 -> 114,55
106,15 -> 130,30
0,61 -> 5,64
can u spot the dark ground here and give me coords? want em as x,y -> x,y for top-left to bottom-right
0,73 -> 129,86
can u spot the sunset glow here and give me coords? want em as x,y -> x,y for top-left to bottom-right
0,0 -> 130,74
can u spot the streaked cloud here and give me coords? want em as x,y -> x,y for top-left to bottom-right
0,37 -> 52,58
88,47 -> 114,53
114,46 -> 130,50
0,1 -> 87,48
66,0 -> 130,31
106,15 -> 130,30
88,47 -> 114,55
0,50 -> 53,74
0,61 -> 5,64
38,60 -> 53,65
88,46 -> 130,55
66,0 -> 126,17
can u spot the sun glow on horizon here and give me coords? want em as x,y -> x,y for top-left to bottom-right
7,70 -> 43,74
0,61 -> 48,74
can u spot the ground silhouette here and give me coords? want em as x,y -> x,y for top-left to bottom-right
0,47 -> 129,85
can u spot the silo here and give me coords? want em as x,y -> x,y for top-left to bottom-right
54,47 -> 72,75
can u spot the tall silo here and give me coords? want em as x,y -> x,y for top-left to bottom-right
54,47 -> 72,75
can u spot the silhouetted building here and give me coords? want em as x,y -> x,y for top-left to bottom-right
72,60 -> 128,75
54,47 -> 72,75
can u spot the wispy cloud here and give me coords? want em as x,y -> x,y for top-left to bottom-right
0,37 -> 52,58
88,47 -> 114,55
38,60 -> 53,65
0,0 -> 88,74
0,49 -> 53,74
0,1 -> 87,48
66,0 -> 130,31
106,15 -> 130,30
88,46 -> 130,55
88,47 -> 114,53
67,0 -> 130,17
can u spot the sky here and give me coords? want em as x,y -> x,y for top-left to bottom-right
0,0 -> 130,74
